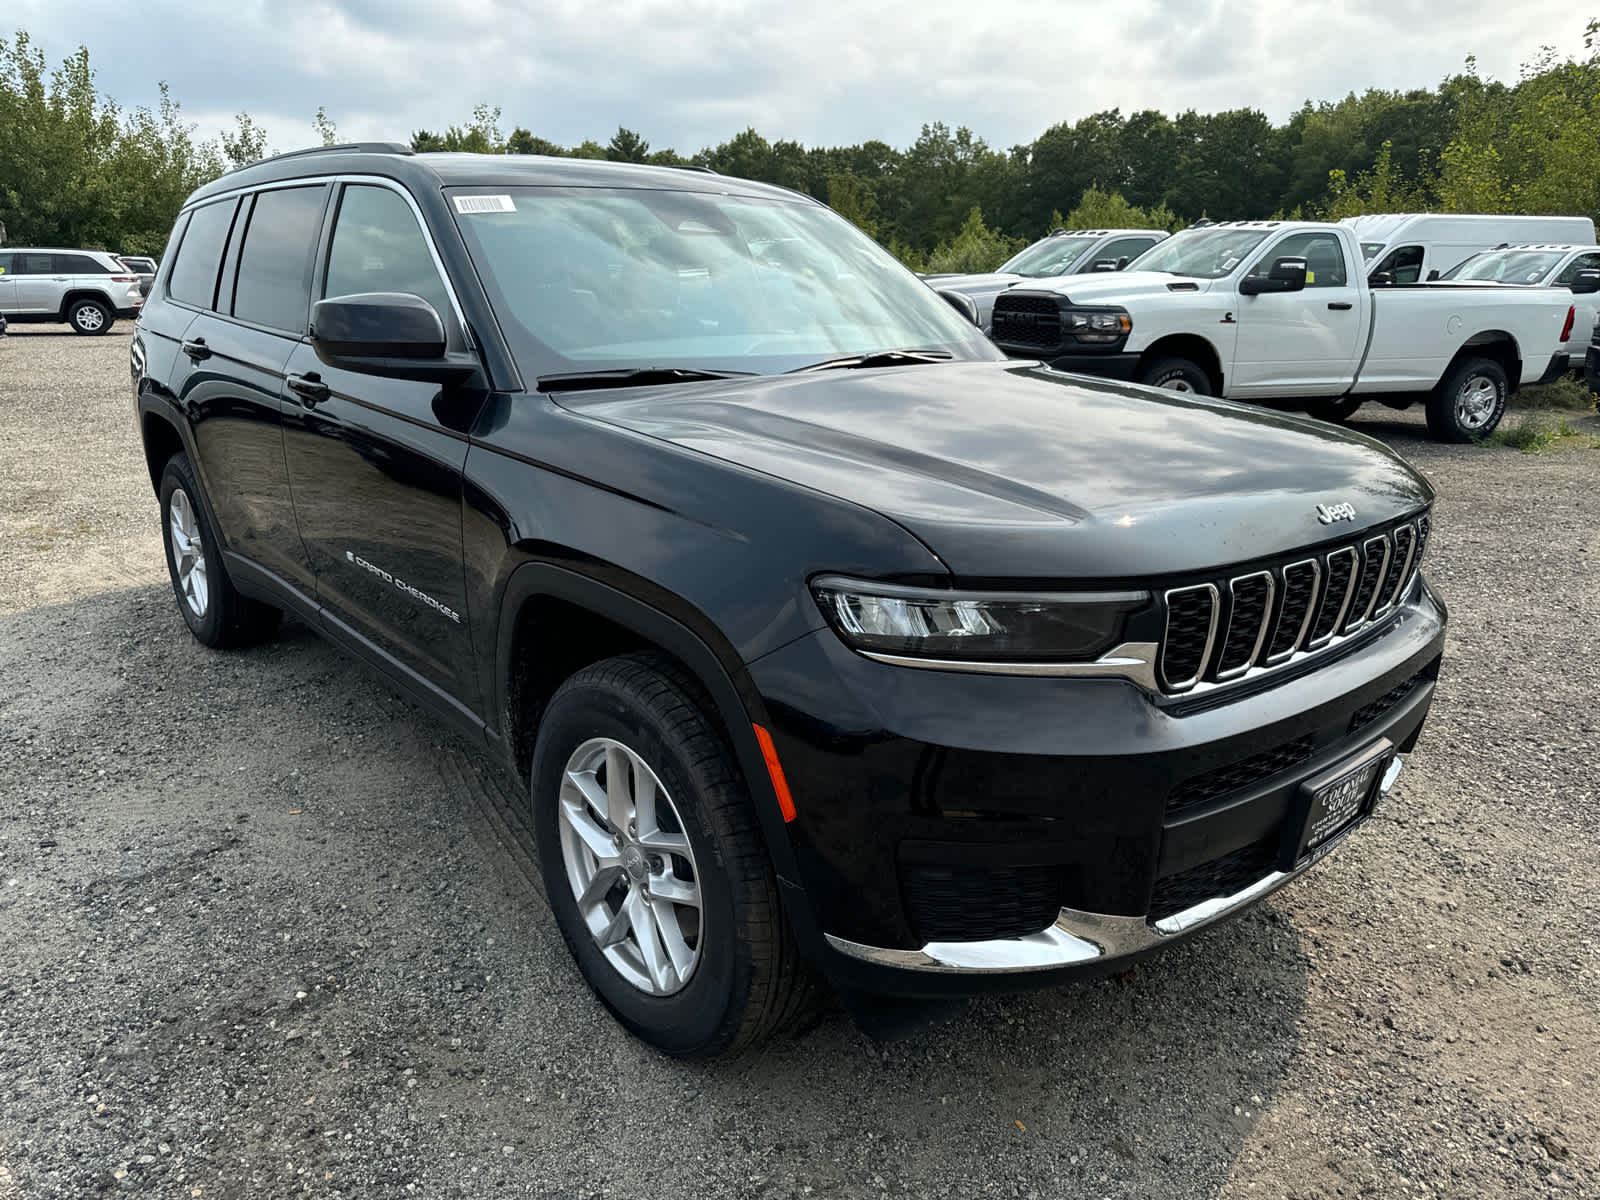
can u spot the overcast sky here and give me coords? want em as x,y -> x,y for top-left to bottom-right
11,1 -> 1591,157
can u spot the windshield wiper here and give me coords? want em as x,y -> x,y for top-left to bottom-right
789,348 -> 955,373
536,367 -> 757,393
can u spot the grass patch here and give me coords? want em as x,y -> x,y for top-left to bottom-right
1514,377 -> 1598,411
1481,410 -> 1600,454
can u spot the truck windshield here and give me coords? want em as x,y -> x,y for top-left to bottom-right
1127,228 -> 1270,279
997,237 -> 1095,277
1441,250 -> 1566,284
448,186 -> 998,377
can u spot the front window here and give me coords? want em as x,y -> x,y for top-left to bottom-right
1441,250 -> 1567,284
449,186 -> 997,376
997,236 -> 1096,277
1247,232 -> 1349,288
1360,242 -> 1385,263
1127,228 -> 1270,279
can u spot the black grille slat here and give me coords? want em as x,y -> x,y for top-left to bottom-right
1343,537 -> 1389,632
1166,734 -> 1316,818
1377,525 -> 1415,611
1161,586 -> 1216,689
1215,574 -> 1271,677
1348,672 -> 1424,734
1309,548 -> 1356,644
1266,561 -> 1318,660
1149,838 -> 1279,922
904,863 -> 1060,943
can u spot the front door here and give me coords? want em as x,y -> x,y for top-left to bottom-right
280,181 -> 487,717
9,251 -> 61,314
1230,230 -> 1365,398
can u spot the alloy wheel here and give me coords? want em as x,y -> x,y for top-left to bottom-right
167,487 -> 209,617
1455,374 -> 1500,431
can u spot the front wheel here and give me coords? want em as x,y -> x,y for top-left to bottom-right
68,298 -> 113,335
1427,356 -> 1508,442
1137,356 -> 1212,395
1304,395 -> 1364,423
530,653 -> 809,1058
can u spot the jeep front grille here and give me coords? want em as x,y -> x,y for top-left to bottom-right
1155,513 -> 1429,695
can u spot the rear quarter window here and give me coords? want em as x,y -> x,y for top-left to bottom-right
53,253 -> 111,274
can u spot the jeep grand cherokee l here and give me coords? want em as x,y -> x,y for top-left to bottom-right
131,144 -> 1447,1057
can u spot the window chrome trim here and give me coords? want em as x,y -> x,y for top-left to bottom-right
1214,570 -> 1275,681
1264,558 -> 1320,665
1160,583 -> 1220,693
1307,546 -> 1358,649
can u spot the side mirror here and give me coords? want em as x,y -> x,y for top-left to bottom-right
310,292 -> 476,381
1115,256 -> 1131,270
1569,269 -> 1600,295
936,288 -> 981,326
1426,269 -> 1440,282
1238,256 -> 1308,296
1092,259 -> 1118,272
1370,271 -> 1395,287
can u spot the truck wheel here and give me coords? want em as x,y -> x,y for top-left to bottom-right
68,298 -> 114,335
1304,396 -> 1364,423
1427,357 -> 1507,442
530,653 -> 810,1058
1138,357 -> 1212,395
158,452 -> 282,648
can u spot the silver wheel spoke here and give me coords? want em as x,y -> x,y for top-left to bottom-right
625,890 -> 674,991
566,768 -> 612,827
649,870 -> 700,908
650,897 -> 697,980
559,796 -> 620,860
575,864 -> 624,913
605,744 -> 635,830
598,901 -> 633,949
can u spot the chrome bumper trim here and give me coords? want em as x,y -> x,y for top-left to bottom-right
825,756 -> 1404,975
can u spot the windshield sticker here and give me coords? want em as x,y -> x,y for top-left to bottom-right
454,194 -> 516,214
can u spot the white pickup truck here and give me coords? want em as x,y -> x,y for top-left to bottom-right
989,220 -> 1599,441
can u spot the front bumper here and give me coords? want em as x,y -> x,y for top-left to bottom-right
752,580 -> 1446,997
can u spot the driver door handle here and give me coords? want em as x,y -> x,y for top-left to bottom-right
181,337 -> 211,361
1327,301 -> 1353,311
286,372 -> 331,406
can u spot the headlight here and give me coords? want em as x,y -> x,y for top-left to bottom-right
1063,309 -> 1132,344
812,576 -> 1149,663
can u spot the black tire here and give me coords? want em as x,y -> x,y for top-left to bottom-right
67,297 -> 114,336
158,452 -> 281,648
1137,356 -> 1212,395
530,652 -> 810,1058
1304,395 -> 1364,423
1427,356 -> 1508,442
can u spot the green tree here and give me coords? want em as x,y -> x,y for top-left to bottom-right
313,106 -> 338,147
826,171 -> 878,236
1065,186 -> 1178,231
923,206 -> 1023,273
606,126 -> 650,162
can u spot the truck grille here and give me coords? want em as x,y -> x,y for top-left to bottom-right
989,294 -> 1063,350
1157,514 -> 1429,695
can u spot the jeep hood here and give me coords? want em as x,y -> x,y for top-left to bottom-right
555,361 -> 1432,579
1014,271 -> 1218,303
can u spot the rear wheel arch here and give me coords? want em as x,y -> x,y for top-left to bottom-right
59,288 -> 115,320
141,410 -> 186,493
1138,334 -> 1224,394
1450,332 -> 1521,393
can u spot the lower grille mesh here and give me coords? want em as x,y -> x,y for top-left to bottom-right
1166,735 -> 1316,818
903,863 -> 1061,943
1148,838 -> 1279,922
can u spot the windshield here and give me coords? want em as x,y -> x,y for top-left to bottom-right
997,236 -> 1096,277
1126,228 -> 1270,279
1360,242 -> 1385,263
448,186 -> 998,377
1441,250 -> 1566,284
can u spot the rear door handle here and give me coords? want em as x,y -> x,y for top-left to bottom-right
286,372 -> 331,406
1328,302 -> 1353,311
181,337 -> 211,361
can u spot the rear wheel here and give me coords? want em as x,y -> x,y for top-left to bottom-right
530,653 -> 810,1057
1427,356 -> 1507,442
158,452 -> 281,648
68,298 -> 113,336
1304,395 -> 1364,423
1138,356 -> 1212,395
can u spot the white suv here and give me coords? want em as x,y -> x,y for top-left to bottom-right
0,248 -> 145,334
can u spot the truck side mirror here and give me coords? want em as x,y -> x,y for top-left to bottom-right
1370,271 -> 1395,287
1426,269 -> 1440,282
1239,257 -> 1308,296
1115,256 -> 1131,270
936,288 -> 981,325
1092,259 -> 1118,272
1569,269 -> 1600,295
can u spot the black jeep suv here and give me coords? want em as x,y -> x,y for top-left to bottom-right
131,144 -> 1446,1057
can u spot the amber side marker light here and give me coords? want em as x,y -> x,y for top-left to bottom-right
752,724 -> 797,823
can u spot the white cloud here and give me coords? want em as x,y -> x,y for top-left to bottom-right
10,0 -> 1590,156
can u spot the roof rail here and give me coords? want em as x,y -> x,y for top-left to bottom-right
225,142 -> 415,174
674,164 -> 718,174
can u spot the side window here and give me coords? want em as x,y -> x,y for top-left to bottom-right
53,253 -> 110,275
0,253 -> 11,275
1373,245 -> 1423,285
231,185 -> 329,333
322,184 -> 453,320
13,252 -> 54,276
1555,252 -> 1600,286
1248,232 -> 1348,288
168,200 -> 239,309
1098,236 -> 1160,267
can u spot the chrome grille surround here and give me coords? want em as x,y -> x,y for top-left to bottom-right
1153,513 -> 1430,697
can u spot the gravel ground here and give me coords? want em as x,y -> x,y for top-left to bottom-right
1,326 -> 1598,1199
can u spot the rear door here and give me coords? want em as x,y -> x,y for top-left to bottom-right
1230,230 -> 1365,397
280,180 -> 487,717
177,185 -> 327,600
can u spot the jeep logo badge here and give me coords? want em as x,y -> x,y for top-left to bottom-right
1316,502 -> 1357,524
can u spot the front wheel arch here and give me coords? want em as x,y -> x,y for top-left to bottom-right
1137,335 -> 1224,395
